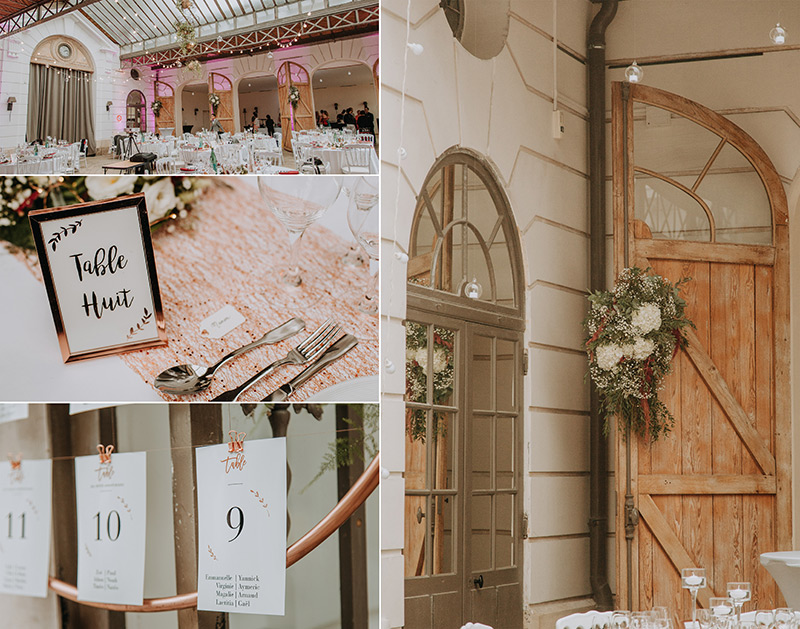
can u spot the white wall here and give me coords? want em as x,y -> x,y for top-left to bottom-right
0,13 -> 124,152
237,90 -> 280,128
180,87 -> 210,133
311,83 -> 375,118
380,1 -> 595,627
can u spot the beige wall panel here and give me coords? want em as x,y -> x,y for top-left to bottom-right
529,348 -> 590,412
529,285 -> 587,351
529,476 -> 591,537
526,537 -> 591,604
524,222 -> 589,291
529,411 -> 590,473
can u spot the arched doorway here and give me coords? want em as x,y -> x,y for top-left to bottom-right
310,61 -> 375,130
153,80 -> 175,135
277,61 -> 314,150
208,72 -> 233,133
180,82 -> 209,134
236,74 -> 279,132
404,148 -> 525,627
126,90 -> 146,133
26,35 -> 97,154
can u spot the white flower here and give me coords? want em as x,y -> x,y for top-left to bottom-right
631,337 -> 655,360
85,175 -> 135,200
631,303 -> 661,334
432,347 -> 448,373
596,343 -> 624,371
415,348 -> 428,373
142,178 -> 178,221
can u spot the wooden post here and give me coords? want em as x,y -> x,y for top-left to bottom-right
48,404 -> 125,629
169,404 -> 225,629
336,405 -> 368,629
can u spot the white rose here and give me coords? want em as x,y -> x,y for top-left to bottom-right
432,347 -> 448,373
85,175 -> 135,200
142,178 -> 178,221
596,343 -> 624,371
631,337 -> 655,360
631,303 -> 661,334
415,348 -> 428,373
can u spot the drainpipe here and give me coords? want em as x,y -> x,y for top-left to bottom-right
587,0 -> 617,611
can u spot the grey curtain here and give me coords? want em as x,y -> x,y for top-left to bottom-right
27,64 -> 96,156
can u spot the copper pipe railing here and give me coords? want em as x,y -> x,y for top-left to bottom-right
48,453 -> 380,612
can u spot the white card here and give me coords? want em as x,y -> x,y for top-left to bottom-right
0,459 -> 53,597
0,404 -> 28,424
29,196 -> 167,362
197,437 -> 286,615
75,450 -> 147,605
200,305 -> 245,339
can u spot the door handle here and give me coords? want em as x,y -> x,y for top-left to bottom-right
416,506 -> 425,524
473,574 -> 484,589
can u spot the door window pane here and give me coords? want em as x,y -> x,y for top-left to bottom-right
432,326 -> 456,407
471,335 -> 493,411
405,408 -> 428,490
470,494 -> 492,571
432,494 -> 454,575
405,495 -> 428,577
472,414 -> 492,491
496,416 -> 514,490
496,338 -> 515,412
495,494 -> 514,568
432,412 -> 455,490
406,321 -> 428,405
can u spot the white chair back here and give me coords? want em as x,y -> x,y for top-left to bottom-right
341,145 -> 372,174
557,611 -> 613,629
356,133 -> 375,145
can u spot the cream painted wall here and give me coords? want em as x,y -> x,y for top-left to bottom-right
311,83 -> 376,118
380,1 -> 595,627
0,13 -> 125,152
237,90 -> 280,128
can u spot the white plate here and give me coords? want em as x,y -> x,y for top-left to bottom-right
305,375 -> 378,402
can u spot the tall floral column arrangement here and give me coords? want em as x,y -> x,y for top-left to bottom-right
583,267 -> 695,441
288,85 -> 300,131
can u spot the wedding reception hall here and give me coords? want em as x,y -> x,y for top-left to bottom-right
0,0 -> 379,174
381,1 -> 800,628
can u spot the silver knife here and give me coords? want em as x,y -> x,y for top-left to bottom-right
261,334 -> 358,401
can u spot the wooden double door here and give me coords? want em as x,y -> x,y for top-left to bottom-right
612,82 -> 791,618
404,310 -> 523,628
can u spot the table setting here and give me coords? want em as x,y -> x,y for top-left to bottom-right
0,175 -> 379,402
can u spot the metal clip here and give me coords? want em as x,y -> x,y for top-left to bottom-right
97,444 -> 114,464
227,431 -> 246,453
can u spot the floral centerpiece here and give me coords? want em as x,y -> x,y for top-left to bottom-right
288,85 -> 300,109
208,92 -> 221,114
152,99 -> 163,117
0,176 -> 211,251
405,322 -> 454,441
584,266 -> 694,441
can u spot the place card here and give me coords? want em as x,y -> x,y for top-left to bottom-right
29,194 -> 167,362
197,436 -> 286,615
200,305 -> 245,339
75,450 -> 147,605
0,458 -> 53,597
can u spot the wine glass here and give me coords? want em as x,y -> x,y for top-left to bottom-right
726,582 -> 751,625
257,176 -> 343,287
612,611 -> 631,629
682,568 -> 707,628
774,608 -> 796,629
345,176 -> 379,315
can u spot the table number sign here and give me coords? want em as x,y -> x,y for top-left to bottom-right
29,194 -> 167,362
0,458 -> 52,597
75,448 -> 147,605
197,434 -> 286,615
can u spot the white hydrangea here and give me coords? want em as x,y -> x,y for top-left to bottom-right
631,303 -> 661,334
631,337 -> 655,360
596,343 -> 625,371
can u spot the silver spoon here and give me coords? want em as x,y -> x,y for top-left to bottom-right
154,317 -> 305,395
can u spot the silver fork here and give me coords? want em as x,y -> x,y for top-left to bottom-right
211,319 -> 340,401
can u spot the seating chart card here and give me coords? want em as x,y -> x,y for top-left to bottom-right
197,436 -> 286,615
75,450 -> 147,605
0,458 -> 53,597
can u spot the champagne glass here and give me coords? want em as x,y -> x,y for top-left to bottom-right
257,176 -> 343,287
612,611 -> 631,629
774,608 -> 795,629
726,582 -> 751,625
345,176 -> 379,315
683,568 -> 707,628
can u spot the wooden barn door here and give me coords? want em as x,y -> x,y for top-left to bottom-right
277,61 -> 315,151
154,80 -> 174,134
612,82 -> 791,620
208,72 -> 233,133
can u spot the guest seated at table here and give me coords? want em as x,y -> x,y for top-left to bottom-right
265,114 -> 275,136
358,106 -> 375,135
319,110 -> 330,127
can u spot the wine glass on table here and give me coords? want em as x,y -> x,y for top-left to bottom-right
682,568 -> 706,628
345,176 -> 379,315
726,582 -> 750,626
257,176 -> 343,288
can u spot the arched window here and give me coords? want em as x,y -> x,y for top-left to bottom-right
126,90 -> 146,132
404,148 -> 525,627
